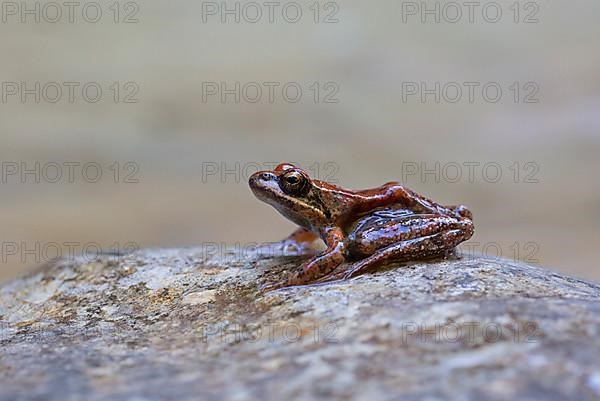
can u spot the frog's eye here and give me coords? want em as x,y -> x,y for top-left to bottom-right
280,170 -> 309,196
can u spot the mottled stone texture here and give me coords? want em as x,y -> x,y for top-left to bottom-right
1,249 -> 600,401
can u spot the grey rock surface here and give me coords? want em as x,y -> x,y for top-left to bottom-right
1,249 -> 600,401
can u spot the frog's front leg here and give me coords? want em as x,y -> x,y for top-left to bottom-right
260,227 -> 346,292
283,228 -> 320,249
257,227 -> 319,257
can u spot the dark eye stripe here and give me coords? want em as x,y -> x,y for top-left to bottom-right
311,191 -> 331,219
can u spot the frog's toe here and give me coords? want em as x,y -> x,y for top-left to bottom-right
259,280 -> 287,293
314,270 -> 346,284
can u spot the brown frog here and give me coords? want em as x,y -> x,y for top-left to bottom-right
249,163 -> 474,291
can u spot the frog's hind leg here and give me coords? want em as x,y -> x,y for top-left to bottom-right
317,225 -> 471,283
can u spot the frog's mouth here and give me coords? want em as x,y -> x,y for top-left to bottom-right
249,172 -> 322,229
248,171 -> 279,203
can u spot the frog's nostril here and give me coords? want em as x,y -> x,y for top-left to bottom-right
260,173 -> 272,180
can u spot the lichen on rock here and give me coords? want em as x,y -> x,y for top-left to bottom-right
1,249 -> 600,401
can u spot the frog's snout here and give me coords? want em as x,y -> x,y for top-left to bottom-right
259,172 -> 276,181
249,171 -> 278,197
249,171 -> 276,186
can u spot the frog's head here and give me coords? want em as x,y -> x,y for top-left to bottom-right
249,163 -> 331,229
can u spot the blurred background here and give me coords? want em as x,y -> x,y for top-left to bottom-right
1,0 -> 599,282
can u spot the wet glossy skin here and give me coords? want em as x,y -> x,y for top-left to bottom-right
249,163 -> 474,291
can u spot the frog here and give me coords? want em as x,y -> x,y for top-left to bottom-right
249,163 -> 474,291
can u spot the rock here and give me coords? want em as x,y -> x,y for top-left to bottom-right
1,249 -> 600,401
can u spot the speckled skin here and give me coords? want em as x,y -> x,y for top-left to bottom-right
249,163 -> 474,291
